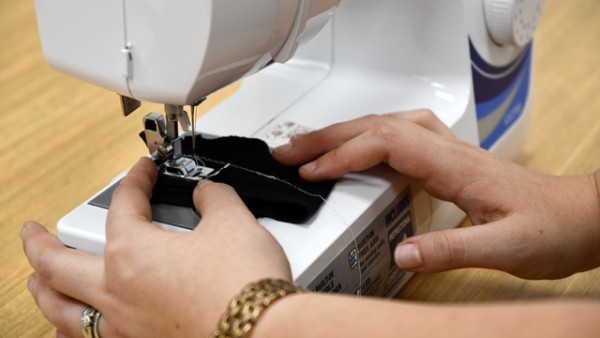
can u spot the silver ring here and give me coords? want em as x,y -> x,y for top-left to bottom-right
81,305 -> 102,338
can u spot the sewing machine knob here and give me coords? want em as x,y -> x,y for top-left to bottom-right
484,0 -> 544,47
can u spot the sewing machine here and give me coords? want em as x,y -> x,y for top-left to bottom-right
34,0 -> 543,296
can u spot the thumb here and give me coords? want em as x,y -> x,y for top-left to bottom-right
394,220 -> 533,276
192,180 -> 256,230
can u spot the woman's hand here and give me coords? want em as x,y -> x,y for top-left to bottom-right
273,110 -> 600,279
21,157 -> 291,337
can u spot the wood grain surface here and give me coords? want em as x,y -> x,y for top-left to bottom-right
1,1 -> 599,337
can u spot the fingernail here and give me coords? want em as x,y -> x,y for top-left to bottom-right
20,221 -> 44,238
20,222 -> 31,237
274,143 -> 292,153
394,243 -> 422,269
27,274 -> 37,292
301,161 -> 317,173
197,179 -> 212,187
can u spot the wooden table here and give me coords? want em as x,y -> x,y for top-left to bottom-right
1,1 -> 599,336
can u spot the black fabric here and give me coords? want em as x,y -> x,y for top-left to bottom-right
149,135 -> 336,224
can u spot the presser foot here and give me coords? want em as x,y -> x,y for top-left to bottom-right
158,155 -> 215,182
140,104 -> 216,182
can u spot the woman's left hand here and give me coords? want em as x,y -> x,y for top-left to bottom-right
21,157 -> 291,337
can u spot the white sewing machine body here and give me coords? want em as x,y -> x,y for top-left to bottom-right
35,0 -> 542,296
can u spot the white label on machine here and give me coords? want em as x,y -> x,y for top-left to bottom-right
306,188 -> 415,297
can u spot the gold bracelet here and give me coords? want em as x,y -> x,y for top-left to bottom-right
210,279 -> 305,338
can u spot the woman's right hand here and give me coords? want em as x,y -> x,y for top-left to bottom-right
273,110 -> 600,279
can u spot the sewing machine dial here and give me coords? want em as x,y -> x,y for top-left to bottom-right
484,0 -> 544,47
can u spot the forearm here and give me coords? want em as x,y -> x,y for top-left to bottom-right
254,293 -> 600,338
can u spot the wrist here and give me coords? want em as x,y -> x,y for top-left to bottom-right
210,279 -> 305,338
592,170 -> 600,250
250,291 -> 309,338
579,171 -> 600,271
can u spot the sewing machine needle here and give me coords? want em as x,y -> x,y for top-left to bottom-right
191,104 -> 197,163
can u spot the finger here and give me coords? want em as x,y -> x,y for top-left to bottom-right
273,113 -> 478,198
397,109 -> 456,139
21,221 -> 104,307
296,118 -> 481,196
321,123 -> 492,204
192,180 -> 256,230
106,157 -> 158,239
273,114 -> 383,166
28,273 -> 87,338
297,127 -> 393,181
273,111 -> 455,166
28,273 -> 109,338
393,218 -> 538,278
